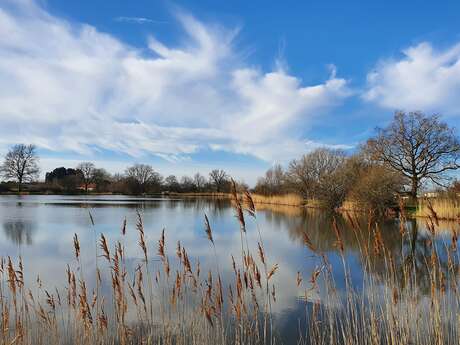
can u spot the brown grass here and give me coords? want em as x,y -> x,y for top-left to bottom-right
339,200 -> 361,212
416,197 -> 460,220
249,193 -> 304,206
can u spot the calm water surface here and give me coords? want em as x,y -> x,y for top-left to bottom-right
0,195 -> 456,341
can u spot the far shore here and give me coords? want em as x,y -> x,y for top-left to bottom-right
4,190 -> 458,221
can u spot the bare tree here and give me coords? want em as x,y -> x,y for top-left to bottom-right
366,111 -> 460,199
76,162 -> 96,193
125,164 -> 162,194
286,148 -> 346,203
164,175 -> 180,192
93,168 -> 112,192
193,173 -> 207,192
180,176 -> 195,192
255,164 -> 285,195
209,169 -> 228,192
1,144 -> 40,193
348,163 -> 404,213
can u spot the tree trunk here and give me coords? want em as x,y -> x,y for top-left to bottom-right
410,177 -> 418,201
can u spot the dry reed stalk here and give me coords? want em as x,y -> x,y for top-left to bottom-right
99,234 -> 110,262
73,234 -> 80,260
243,191 -> 256,217
296,271 -> 303,287
121,217 -> 127,236
332,217 -> 344,254
303,231 -> 317,253
204,214 -> 214,245
137,212 -> 148,264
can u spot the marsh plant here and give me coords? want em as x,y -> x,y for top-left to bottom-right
0,188 -> 460,344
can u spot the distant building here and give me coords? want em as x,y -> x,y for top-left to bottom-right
423,192 -> 439,198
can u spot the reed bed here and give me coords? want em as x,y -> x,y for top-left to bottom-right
248,194 -> 304,207
253,203 -> 305,217
339,200 -> 361,212
1,190 -> 460,344
416,197 -> 460,220
297,205 -> 460,345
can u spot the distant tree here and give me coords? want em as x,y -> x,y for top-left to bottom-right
286,148 -> 347,207
45,167 -> 67,183
235,180 -> 249,192
76,162 -> 96,193
180,176 -> 195,192
125,164 -> 162,194
193,173 -> 207,192
366,111 -> 460,200
449,180 -> 460,195
209,169 -> 228,192
1,144 -> 40,193
45,167 -> 82,187
164,175 -> 180,192
109,173 -> 128,194
61,175 -> 81,193
93,168 -> 112,192
254,164 -> 285,195
45,167 -> 83,193
347,160 -> 404,213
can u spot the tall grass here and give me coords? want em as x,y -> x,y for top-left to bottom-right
297,205 -> 460,345
0,184 -> 279,345
416,197 -> 460,220
248,193 -> 304,207
1,194 -> 460,344
253,203 -> 305,217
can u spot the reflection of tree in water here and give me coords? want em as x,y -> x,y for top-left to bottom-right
3,220 -> 35,245
262,208 -> 459,295
178,198 -> 230,218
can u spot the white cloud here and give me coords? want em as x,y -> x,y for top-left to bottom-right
114,16 -> 167,25
364,42 -> 460,115
0,1 -> 351,165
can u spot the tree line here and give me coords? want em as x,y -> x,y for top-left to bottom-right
1,111 -> 460,211
0,152 -> 237,195
254,111 -> 460,211
0,144 -> 238,194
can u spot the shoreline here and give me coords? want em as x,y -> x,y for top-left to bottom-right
3,191 -> 460,221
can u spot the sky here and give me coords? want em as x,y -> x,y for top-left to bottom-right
1,0 -> 460,184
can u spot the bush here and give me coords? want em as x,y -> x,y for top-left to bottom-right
348,165 -> 403,212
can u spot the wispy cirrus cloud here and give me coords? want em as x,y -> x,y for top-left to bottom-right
114,16 -> 167,25
0,0 -> 351,167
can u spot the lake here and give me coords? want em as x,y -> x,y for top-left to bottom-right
0,194 -> 457,343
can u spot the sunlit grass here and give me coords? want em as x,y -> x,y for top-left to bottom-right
249,193 -> 304,206
416,197 -> 460,220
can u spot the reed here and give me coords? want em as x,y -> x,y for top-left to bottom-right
416,197 -> 460,220
0,194 -> 460,344
248,193 -> 304,207
340,200 -> 361,212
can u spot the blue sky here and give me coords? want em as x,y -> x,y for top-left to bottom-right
1,0 -> 460,184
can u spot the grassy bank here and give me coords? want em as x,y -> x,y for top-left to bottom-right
249,193 -> 304,206
416,198 -> 460,220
